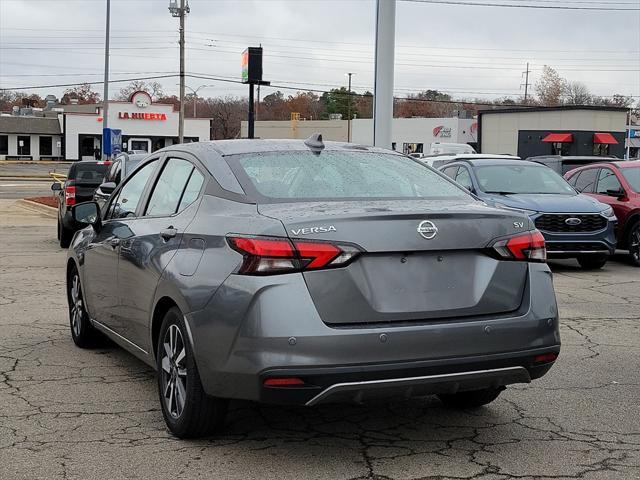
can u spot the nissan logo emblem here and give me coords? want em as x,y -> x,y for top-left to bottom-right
417,220 -> 438,239
565,217 -> 582,226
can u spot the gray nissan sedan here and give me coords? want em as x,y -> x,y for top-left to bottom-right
66,136 -> 560,438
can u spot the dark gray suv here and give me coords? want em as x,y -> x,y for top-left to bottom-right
66,137 -> 560,438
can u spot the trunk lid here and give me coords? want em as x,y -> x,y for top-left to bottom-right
259,200 -> 532,326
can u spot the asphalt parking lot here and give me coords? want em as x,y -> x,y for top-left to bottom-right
1,199 -> 639,480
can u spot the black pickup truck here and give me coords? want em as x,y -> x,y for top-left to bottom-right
53,161 -> 111,248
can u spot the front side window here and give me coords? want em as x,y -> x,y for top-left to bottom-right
441,166 -> 458,179
621,168 -> 640,193
230,151 -> 468,202
107,160 -> 157,219
573,168 -> 598,193
455,167 -> 473,190
596,168 -> 623,194
146,158 -> 197,216
475,164 -> 575,195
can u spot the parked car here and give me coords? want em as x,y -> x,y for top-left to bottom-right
66,137 -> 560,438
565,160 -> 640,266
419,153 -> 520,169
526,155 -> 617,175
93,152 -> 148,210
52,160 -> 111,248
440,158 -> 617,269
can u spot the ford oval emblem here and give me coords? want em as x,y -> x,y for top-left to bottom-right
417,220 -> 438,239
565,217 -> 582,226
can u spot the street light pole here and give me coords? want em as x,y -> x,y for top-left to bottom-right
169,0 -> 190,143
101,0 -> 111,160
373,0 -> 396,149
182,84 -> 213,118
346,72 -> 355,142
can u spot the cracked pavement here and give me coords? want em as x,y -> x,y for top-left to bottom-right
0,199 -> 639,480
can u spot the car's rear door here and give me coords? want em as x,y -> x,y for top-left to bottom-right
115,153 -> 206,351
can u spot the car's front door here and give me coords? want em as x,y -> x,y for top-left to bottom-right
115,154 -> 206,351
593,167 -> 632,236
90,158 -> 161,335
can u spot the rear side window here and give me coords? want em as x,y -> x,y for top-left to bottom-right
70,163 -> 109,183
455,167 -> 473,190
231,151 -> 468,202
573,169 -> 598,193
145,158 -> 202,216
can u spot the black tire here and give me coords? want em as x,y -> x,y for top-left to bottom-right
156,307 -> 227,438
626,222 -> 640,267
59,223 -> 73,248
67,266 -> 100,348
438,387 -> 503,408
577,254 -> 608,270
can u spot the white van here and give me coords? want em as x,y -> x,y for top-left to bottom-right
429,142 -> 476,155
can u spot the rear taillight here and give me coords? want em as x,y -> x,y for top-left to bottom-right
491,230 -> 546,263
64,185 -> 76,206
227,235 -> 362,275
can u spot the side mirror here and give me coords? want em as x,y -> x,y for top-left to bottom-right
99,181 -> 117,195
72,202 -> 102,230
606,188 -> 625,199
51,183 -> 62,191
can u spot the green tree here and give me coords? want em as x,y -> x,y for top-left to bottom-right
321,87 -> 357,119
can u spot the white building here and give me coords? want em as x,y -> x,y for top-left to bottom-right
241,117 -> 478,153
0,115 -> 63,161
64,92 -> 211,160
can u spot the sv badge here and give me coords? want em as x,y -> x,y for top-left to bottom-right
513,222 -> 524,229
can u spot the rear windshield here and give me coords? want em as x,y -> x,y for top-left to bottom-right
229,151 -> 469,202
70,163 -> 109,183
475,164 -> 575,195
621,168 -> 640,193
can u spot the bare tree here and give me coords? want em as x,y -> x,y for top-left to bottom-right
61,84 -> 100,104
117,81 -> 165,101
535,66 -> 566,106
564,81 -> 592,105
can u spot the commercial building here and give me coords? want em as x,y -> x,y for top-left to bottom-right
627,126 -> 640,158
0,91 -> 211,161
478,106 -> 628,158
241,117 -> 478,153
0,115 -> 63,160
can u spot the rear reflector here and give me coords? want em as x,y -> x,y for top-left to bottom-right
491,230 -> 546,263
227,235 -> 362,275
533,352 -> 558,364
264,377 -> 305,387
64,185 -> 76,206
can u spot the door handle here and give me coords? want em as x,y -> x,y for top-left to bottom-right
109,238 -> 121,248
160,227 -> 178,240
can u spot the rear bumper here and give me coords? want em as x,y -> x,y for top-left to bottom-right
187,262 -> 560,404
258,347 -> 558,406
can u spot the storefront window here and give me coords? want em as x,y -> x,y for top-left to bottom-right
593,144 -> 610,156
17,136 -> 31,156
0,135 -> 8,155
39,136 -> 52,156
551,142 -> 570,156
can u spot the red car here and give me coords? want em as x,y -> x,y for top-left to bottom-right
565,161 -> 640,266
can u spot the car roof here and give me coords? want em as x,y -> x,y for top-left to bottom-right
569,160 -> 640,171
161,139 -> 404,158
527,155 -> 617,162
438,154 -> 520,161
454,158 -> 543,167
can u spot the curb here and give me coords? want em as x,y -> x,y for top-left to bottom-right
0,161 -> 72,165
15,199 -> 58,218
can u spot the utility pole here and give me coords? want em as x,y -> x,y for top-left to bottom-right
373,0 -> 396,148
521,62 -> 531,104
101,0 -> 111,160
346,72 -> 355,142
169,0 -> 190,143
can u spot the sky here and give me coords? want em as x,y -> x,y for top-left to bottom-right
0,0 -> 639,104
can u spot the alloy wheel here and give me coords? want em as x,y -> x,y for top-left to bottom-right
69,274 -> 83,337
161,324 -> 188,419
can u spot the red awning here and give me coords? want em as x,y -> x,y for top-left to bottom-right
542,133 -> 573,143
593,133 -> 618,145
